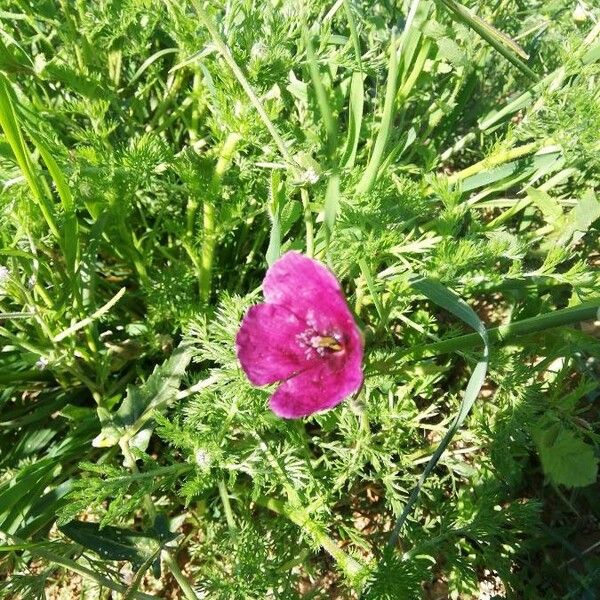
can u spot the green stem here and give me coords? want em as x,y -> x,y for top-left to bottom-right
200,132 -> 241,302
218,480 -> 236,531
300,188 -> 314,258
119,439 -> 198,600
446,140 -> 545,185
249,433 -> 364,581
436,0 -> 538,79
398,300 -> 599,360
254,495 -> 363,580
190,1 -> 294,166
163,552 -> 198,600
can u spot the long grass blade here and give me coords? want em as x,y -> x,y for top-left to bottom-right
386,277 -> 490,549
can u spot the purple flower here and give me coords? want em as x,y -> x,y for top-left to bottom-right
236,252 -> 364,419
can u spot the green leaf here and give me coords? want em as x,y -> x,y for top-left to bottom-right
558,190 -> 600,247
95,345 -> 193,447
116,345 -> 192,427
323,173 -> 340,243
0,460 -> 56,534
526,186 -> 563,226
340,71 -> 364,169
359,258 -> 386,325
59,519 -> 177,576
39,62 -> 109,100
355,29 -> 399,195
303,27 -> 337,155
0,74 -> 60,239
534,426 -> 598,488
436,0 -> 537,78
280,199 -> 302,236
28,131 -> 80,276
460,147 -> 561,192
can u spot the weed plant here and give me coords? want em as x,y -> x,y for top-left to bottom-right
0,0 -> 599,598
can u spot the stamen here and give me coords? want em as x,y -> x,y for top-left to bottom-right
297,329 -> 344,357
316,335 -> 342,352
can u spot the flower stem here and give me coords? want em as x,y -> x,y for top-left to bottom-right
254,495 -> 363,580
218,480 -> 236,531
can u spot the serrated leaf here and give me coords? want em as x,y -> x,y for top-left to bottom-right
96,345 -> 193,447
280,200 -> 302,236
534,426 -> 598,488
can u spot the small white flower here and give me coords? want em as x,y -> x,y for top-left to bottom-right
35,356 -> 49,370
573,2 -> 589,22
0,265 -> 9,283
250,42 -> 267,61
194,448 -> 211,470
299,167 -> 319,185
28,274 -> 36,288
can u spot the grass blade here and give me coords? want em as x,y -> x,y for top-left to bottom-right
28,132 -> 80,276
436,0 -> 537,79
341,71 -> 364,169
355,30 -> 399,195
304,26 -> 337,157
266,170 -> 284,266
0,74 -> 59,239
386,277 -> 489,549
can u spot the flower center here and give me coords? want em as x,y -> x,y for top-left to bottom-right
297,329 -> 344,359
310,335 -> 342,352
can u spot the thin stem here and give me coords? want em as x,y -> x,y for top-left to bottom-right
446,140 -> 546,185
249,433 -> 364,580
5,535 -> 155,600
368,300 -> 600,376
119,439 -> 198,600
218,480 -> 236,531
163,552 -> 198,600
200,133 -> 240,302
300,188 -> 314,258
254,495 -> 363,579
404,300 -> 600,359
190,1 -> 295,166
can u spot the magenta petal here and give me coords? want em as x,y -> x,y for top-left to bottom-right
237,251 -> 365,418
263,252 -> 348,328
269,355 -> 363,419
236,303 -> 316,386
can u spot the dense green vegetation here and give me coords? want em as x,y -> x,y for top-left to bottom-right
0,0 -> 599,598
